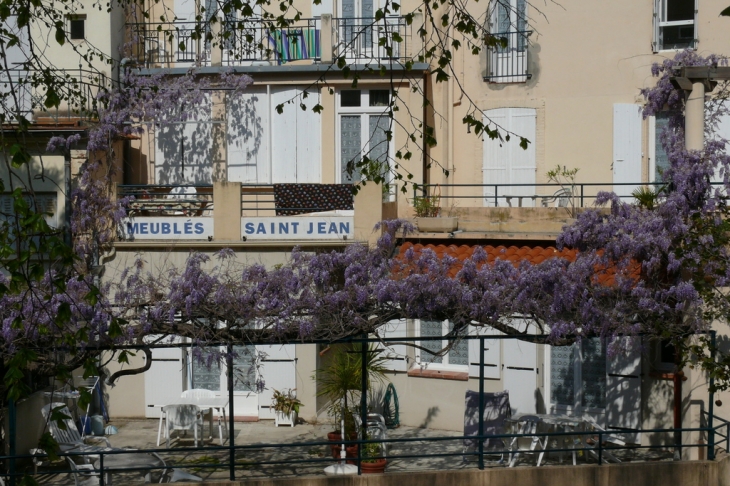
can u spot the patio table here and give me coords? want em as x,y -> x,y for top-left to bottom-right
505,414 -> 586,467
154,396 -> 230,446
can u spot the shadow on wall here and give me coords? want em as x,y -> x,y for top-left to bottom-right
226,91 -> 265,183
419,406 -> 440,429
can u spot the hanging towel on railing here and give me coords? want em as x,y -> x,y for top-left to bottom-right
268,28 -> 321,64
273,184 -> 354,215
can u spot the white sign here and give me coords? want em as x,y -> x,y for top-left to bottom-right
121,217 -> 214,240
242,217 -> 353,240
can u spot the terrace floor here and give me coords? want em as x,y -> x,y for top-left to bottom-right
30,419 -> 676,485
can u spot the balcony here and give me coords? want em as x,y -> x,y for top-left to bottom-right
484,30 -> 532,83
0,68 -> 109,124
128,16 -> 416,68
115,182 -> 386,245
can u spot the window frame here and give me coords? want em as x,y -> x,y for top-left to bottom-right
335,88 -> 394,199
414,319 -> 470,373
548,338 -> 607,415
67,15 -> 86,41
653,0 -> 697,52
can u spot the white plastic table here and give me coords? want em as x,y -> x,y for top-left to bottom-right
155,396 -> 229,446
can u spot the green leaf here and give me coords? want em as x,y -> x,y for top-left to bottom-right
54,21 -> 65,45
721,6 -> 730,16
519,137 -> 529,150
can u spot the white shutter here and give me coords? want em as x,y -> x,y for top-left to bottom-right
483,109 -> 509,207
509,108 -> 536,204
182,111 -> 213,184
468,325 -> 501,379
606,337 -> 642,444
257,344 -> 296,419
652,0 -> 660,52
381,320 -> 408,372
613,104 -> 643,202
503,325 -> 537,415
271,87 -> 299,183
227,88 -> 271,183
714,113 -> 730,184
145,346 -> 184,418
295,93 -> 322,183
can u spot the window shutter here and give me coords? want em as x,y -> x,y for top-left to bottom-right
652,0 -> 660,52
468,325 -> 501,379
606,336 -> 642,444
271,87 -> 300,183
482,108 -> 509,206
295,91 -> 322,183
612,104 -> 643,202
227,88 -> 271,183
381,319 -> 408,372
508,108 -> 537,204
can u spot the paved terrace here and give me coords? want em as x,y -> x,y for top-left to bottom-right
27,419 -> 679,485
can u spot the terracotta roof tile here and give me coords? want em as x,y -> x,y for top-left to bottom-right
397,242 -> 577,267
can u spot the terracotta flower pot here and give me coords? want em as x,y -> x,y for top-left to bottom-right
327,432 -> 357,459
360,458 -> 387,474
332,444 -> 359,464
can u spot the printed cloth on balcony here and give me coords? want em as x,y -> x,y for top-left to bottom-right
268,28 -> 321,64
273,184 -> 354,216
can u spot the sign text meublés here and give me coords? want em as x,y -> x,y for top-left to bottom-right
121,217 -> 213,240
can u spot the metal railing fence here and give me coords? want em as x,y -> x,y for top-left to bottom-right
332,16 -> 409,61
484,30 -> 532,82
4,331 -> 724,485
117,184 -> 214,217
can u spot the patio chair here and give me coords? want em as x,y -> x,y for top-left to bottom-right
508,415 -> 547,467
581,421 -> 623,463
41,403 -> 113,463
353,412 -> 388,457
462,390 -> 512,462
541,188 -> 572,208
181,388 -> 215,437
162,404 -> 204,448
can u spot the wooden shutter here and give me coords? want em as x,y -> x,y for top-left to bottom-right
482,108 -> 509,206
227,88 -> 270,183
381,320 -> 408,372
271,87 -> 321,183
296,91 -> 321,183
613,104 -> 643,202
509,108 -> 537,203
652,0 -> 660,52
606,337 -> 642,444
467,325 -> 501,379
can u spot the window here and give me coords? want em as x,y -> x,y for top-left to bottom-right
416,320 -> 469,370
550,338 -> 606,411
68,16 -> 86,40
485,0 -> 530,82
190,345 -> 257,392
650,112 -> 672,182
337,89 -> 392,196
653,0 -> 696,51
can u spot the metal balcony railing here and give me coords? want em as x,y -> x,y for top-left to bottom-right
0,68 -> 108,123
118,184 -> 214,217
484,30 -> 532,83
332,16 -> 408,62
129,19 -> 320,67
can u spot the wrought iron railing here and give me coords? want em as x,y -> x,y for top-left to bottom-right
129,19 -> 320,67
332,16 -> 408,61
414,182 -> 728,209
117,184 -> 214,217
484,30 -> 532,82
0,68 -> 108,123
3,332 -> 725,485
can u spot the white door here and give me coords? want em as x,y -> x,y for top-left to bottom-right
606,337 -> 642,444
613,104 -> 643,201
145,347 -> 185,418
339,0 -> 375,58
257,345 -> 297,419
483,108 -> 536,207
174,0 -> 199,64
503,338 -> 537,414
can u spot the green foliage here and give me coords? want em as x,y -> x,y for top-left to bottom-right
632,185 -> 664,210
412,187 -> 440,217
271,388 -> 303,415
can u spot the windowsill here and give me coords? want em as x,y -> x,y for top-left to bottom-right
407,367 -> 468,381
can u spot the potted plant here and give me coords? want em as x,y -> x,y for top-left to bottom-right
412,185 -> 458,233
315,343 -> 389,457
271,388 -> 302,427
360,442 -> 387,474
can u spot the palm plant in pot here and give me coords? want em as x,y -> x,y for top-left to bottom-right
315,343 -> 389,459
271,388 -> 302,427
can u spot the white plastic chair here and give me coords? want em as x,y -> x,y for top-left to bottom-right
508,416 -> 547,467
41,403 -> 112,463
162,404 -> 203,448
